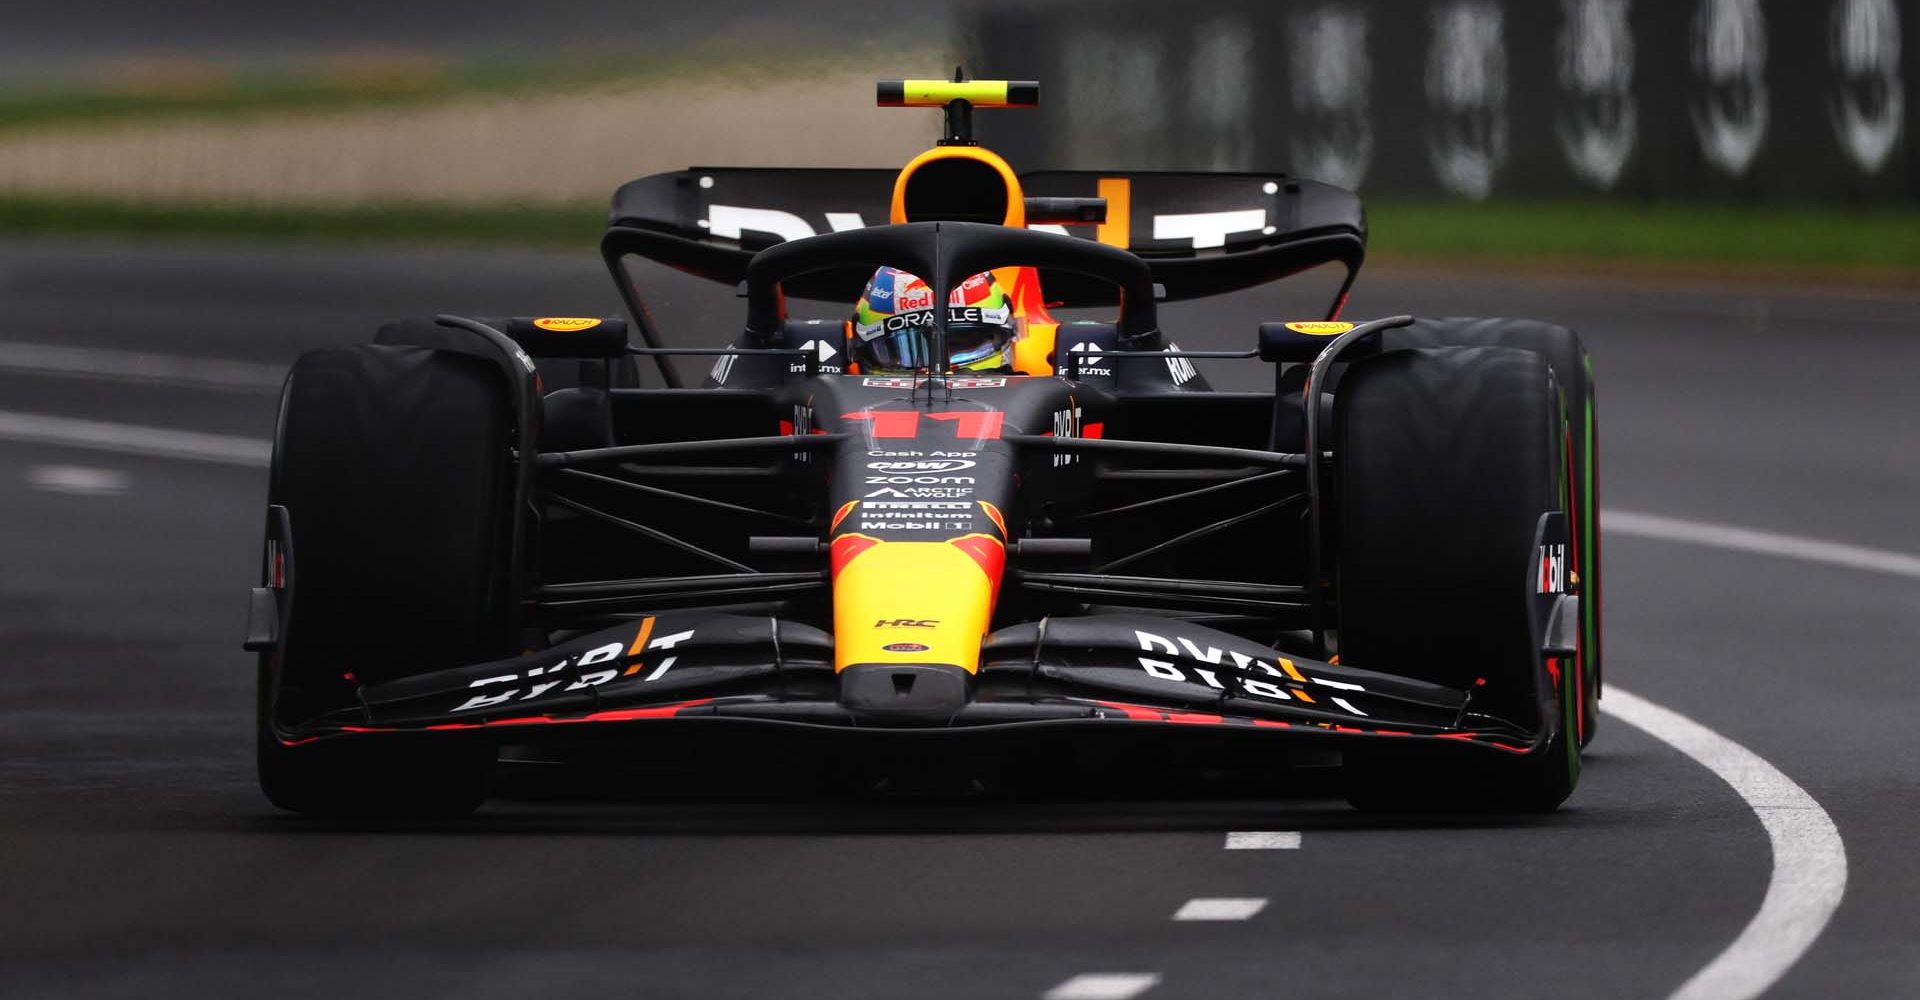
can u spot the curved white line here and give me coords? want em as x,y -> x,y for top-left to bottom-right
1602,687 -> 1847,1000
1607,509 -> 1920,580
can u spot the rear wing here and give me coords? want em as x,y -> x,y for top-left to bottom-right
603,167 -> 1365,307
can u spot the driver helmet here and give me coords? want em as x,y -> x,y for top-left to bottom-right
850,267 -> 1019,373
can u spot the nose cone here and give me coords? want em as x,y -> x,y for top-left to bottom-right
830,534 -> 1006,673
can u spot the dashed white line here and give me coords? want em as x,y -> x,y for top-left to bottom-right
25,464 -> 129,496
1223,831 -> 1301,850
1607,509 -> 1920,580
1042,973 -> 1161,1000
1603,687 -> 1848,1000
1171,897 -> 1267,921
0,341 -> 286,392
0,412 -> 271,467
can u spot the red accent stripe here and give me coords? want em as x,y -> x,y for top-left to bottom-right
1091,699 -> 1165,721
948,534 -> 1006,585
580,699 -> 714,723
334,698 -> 720,736
830,534 -> 882,580
830,500 -> 859,533
324,699 -> 1513,751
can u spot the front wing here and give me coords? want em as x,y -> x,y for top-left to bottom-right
274,613 -> 1546,757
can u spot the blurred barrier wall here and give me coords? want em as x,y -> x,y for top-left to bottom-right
965,0 -> 1914,204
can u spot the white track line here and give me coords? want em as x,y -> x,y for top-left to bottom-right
0,412 -> 270,467
1603,687 -> 1848,1000
1042,973 -> 1160,1000
1223,831 -> 1301,850
1171,897 -> 1267,921
1607,509 -> 1920,580
0,341 -> 286,392
25,464 -> 129,496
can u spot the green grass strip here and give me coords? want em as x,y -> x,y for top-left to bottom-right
1367,199 -> 1920,276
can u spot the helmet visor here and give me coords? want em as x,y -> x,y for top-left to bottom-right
854,305 -> 1018,372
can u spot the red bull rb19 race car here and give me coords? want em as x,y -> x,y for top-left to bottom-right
246,78 -> 1602,816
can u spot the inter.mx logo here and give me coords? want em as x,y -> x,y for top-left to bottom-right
1065,342 -> 1112,376
788,339 -> 841,374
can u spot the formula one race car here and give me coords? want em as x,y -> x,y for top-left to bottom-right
246,78 -> 1601,816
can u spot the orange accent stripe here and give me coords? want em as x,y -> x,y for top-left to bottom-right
1096,177 -> 1131,249
1278,656 -> 1307,682
622,616 -> 657,675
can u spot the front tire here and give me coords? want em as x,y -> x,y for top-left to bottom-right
1333,345 -> 1579,812
258,344 -> 514,818
1388,318 -> 1602,746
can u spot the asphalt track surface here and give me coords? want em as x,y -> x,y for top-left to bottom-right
0,238 -> 1914,999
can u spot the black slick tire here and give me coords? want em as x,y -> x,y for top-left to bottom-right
257,344 -> 513,818
1333,345 -> 1580,812
1387,318 -> 1602,746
